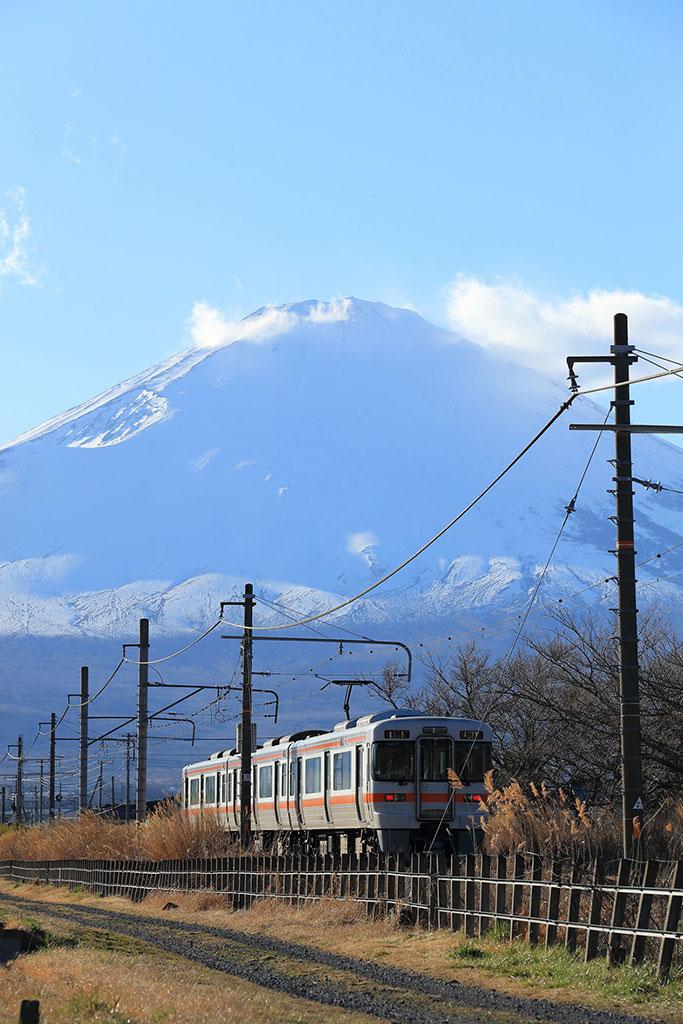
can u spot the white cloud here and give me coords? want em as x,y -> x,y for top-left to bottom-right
277,485 -> 289,497
347,531 -> 380,569
234,458 -> 257,470
189,297 -> 352,350
189,303 -> 297,349
445,276 -> 683,374
307,297 -> 352,323
191,448 -> 220,471
0,187 -> 37,286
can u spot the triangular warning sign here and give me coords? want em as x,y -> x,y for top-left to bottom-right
633,797 -> 644,811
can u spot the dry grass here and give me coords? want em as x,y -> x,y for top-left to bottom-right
0,802 -> 237,862
479,773 -> 683,860
0,927 -> 375,1024
2,881 -> 681,1023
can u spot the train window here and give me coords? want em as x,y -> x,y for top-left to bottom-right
218,772 -> 224,803
190,778 -> 199,806
420,738 -> 451,781
281,762 -> 288,797
333,751 -> 352,790
372,741 -> 415,782
205,774 -> 216,803
455,741 -> 492,783
259,764 -> 273,798
304,757 -> 321,793
289,760 -> 297,798
227,773 -> 233,803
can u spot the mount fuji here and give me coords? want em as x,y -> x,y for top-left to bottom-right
1,298 -> 682,780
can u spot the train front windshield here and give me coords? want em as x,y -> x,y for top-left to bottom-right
455,741 -> 492,783
372,741 -> 415,782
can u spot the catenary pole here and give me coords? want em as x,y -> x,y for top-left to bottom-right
125,733 -> 132,823
80,665 -> 89,813
136,617 -> 150,822
240,583 -> 254,845
49,712 -> 56,820
15,735 -> 23,825
612,314 -> 645,856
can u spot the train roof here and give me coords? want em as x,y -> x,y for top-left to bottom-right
183,710 -> 490,772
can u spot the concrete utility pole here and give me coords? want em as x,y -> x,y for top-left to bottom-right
136,617 -> 150,822
49,711 -> 56,820
15,735 -> 23,825
80,665 -> 89,813
125,733 -> 132,823
39,760 -> 44,822
568,313 -> 683,857
240,583 -> 254,846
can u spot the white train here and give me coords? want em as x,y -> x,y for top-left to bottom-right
182,709 -> 492,853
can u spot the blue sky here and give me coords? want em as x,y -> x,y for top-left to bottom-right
2,1 -> 683,442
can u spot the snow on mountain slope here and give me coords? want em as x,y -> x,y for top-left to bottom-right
1,297 -> 682,644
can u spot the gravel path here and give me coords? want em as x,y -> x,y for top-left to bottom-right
0,890 -> 662,1024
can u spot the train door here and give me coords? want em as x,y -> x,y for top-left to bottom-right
295,756 -> 303,826
417,737 -> 453,820
355,745 -> 368,822
323,751 -> 332,823
274,761 -> 281,826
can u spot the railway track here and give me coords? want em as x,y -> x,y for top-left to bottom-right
0,889 -> 662,1024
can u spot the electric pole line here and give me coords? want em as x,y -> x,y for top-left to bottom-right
15,735 -> 23,825
136,617 -> 150,822
241,583 -> 254,846
39,760 -> 44,823
568,312 -> 683,857
80,665 -> 89,814
49,711 -> 56,820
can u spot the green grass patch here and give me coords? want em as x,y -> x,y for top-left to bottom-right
448,937 -> 683,1007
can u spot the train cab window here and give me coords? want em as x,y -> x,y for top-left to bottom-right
190,778 -> 199,806
204,774 -> 216,804
333,750 -> 352,790
304,756 -> 321,793
455,741 -> 492,783
420,738 -> 451,781
259,764 -> 273,798
372,741 -> 415,782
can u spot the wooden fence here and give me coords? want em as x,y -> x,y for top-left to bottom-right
1,852 -> 682,980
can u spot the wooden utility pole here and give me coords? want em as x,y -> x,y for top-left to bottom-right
240,583 -> 254,846
79,666 -> 89,813
48,712 -> 56,820
568,313 -> 683,856
136,617 -> 150,822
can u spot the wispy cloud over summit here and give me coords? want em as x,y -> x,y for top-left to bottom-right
188,298 -> 351,350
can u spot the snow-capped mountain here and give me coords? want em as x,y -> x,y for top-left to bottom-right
2,297 -> 682,639
1,298 -> 682,773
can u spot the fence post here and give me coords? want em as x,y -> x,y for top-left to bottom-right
510,853 -> 525,941
630,859 -> 660,965
528,851 -> 542,946
495,854 -> 507,938
658,860 -> 683,983
565,862 -> 582,953
544,859 -> 562,949
478,853 -> 492,939
584,859 -> 605,962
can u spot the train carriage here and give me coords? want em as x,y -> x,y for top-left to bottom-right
182,709 -> 492,852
